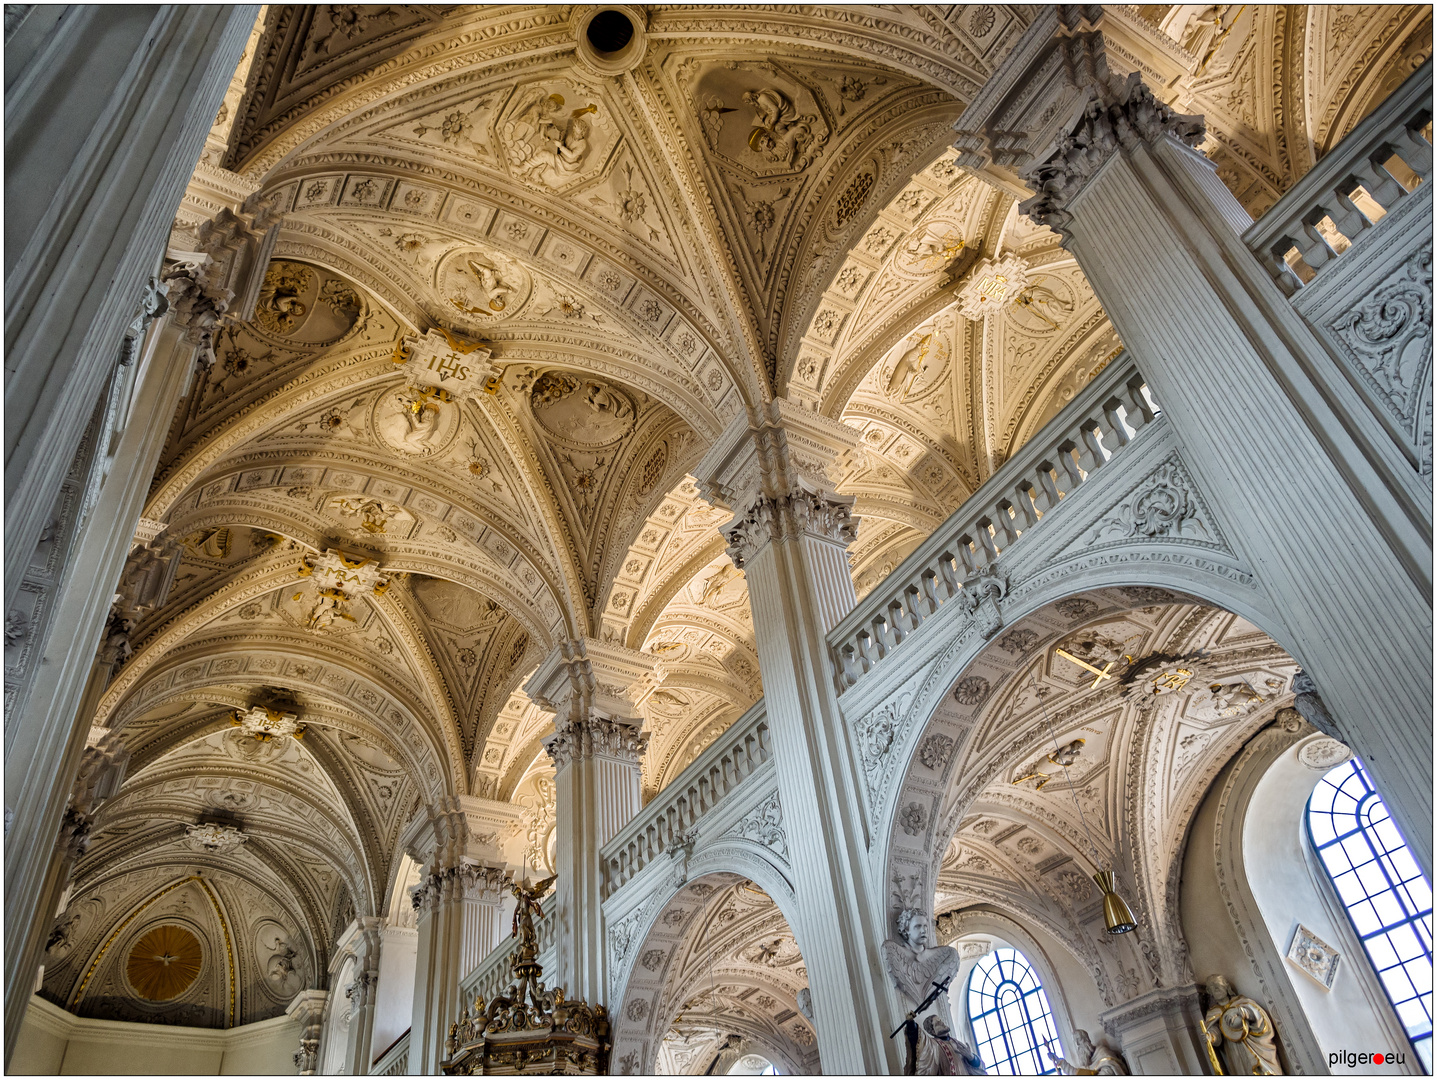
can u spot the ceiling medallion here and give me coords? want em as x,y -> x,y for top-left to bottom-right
530,370 -> 636,448
127,924 -> 203,1001
294,548 -> 392,631
231,704 -> 305,743
185,821 -> 249,852
393,326 -> 496,402
954,253 -> 1031,321
434,249 -> 531,331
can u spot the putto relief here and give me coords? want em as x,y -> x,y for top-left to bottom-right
498,79 -> 620,191
435,246 -> 531,328
685,62 -> 832,175
529,371 -> 637,448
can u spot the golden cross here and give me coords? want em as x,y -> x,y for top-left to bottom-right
1055,647 -> 1117,689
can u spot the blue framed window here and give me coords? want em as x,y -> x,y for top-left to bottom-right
967,947 -> 1064,1075
1308,757 -> 1432,1070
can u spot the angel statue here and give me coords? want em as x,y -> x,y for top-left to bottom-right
1199,974 -> 1282,1075
511,874 -> 556,954
1046,1029 -> 1129,1075
885,908 -> 984,1074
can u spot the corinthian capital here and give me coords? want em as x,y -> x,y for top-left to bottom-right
161,252 -> 234,365
1018,74 -> 1204,235
545,712 -> 649,771
721,489 -> 858,569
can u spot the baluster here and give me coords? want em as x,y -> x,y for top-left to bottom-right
1260,243 -> 1304,295
1353,154 -> 1407,209
1122,377 -> 1155,429
886,599 -> 907,645
1396,116 -> 1433,174
1032,464 -> 1062,512
1078,420 -> 1107,471
1013,482 -> 1041,527
993,501 -> 1021,545
955,536 -> 978,574
1100,398 -> 1132,452
975,519 -> 1001,562
1055,440 -> 1085,490
937,551 -> 961,598
1293,207 -> 1338,272
903,584 -> 926,628
870,615 -> 891,659
839,643 -> 860,685
919,568 -> 942,613
1329,178 -> 1373,241
857,629 -> 877,670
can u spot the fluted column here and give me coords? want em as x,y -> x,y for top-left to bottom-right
401,799 -> 510,1075
694,400 -> 894,1074
339,918 -> 382,1076
526,639 -> 652,1007
953,9 -> 1431,874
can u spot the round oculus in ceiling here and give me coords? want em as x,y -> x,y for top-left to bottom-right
586,9 -> 634,54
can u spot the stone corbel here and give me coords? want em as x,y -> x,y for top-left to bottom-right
1291,670 -> 1347,744
285,988 -> 328,1077
193,189 -> 287,323
400,796 -> 471,872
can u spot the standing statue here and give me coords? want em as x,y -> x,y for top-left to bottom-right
1047,1029 -> 1129,1075
1200,975 -> 1282,1075
885,908 -> 984,1074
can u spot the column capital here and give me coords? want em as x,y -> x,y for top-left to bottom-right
411,862 -> 509,918
544,712 -> 649,772
160,252 -> 233,365
285,987 -> 329,1026
523,637 -> 653,722
950,7 -> 1201,218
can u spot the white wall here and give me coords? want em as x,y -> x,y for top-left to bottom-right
370,925 -> 417,1067
12,995 -> 299,1075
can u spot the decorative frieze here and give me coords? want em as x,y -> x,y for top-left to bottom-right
411,863 -> 509,920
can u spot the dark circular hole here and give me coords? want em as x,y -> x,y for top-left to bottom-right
586,9 -> 634,54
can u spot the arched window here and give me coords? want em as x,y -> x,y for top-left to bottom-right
1308,757 -> 1433,1069
967,946 -> 1064,1075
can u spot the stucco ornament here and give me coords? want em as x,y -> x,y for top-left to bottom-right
232,704 -> 305,742
393,325 -> 495,403
185,821 -> 248,852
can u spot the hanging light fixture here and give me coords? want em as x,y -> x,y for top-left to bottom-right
1020,639 -> 1142,936
1092,869 -> 1138,935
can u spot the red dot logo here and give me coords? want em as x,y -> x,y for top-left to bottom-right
1375,1053 -> 1386,1064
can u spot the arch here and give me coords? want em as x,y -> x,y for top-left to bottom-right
875,570 -> 1288,929
605,848 -> 806,1075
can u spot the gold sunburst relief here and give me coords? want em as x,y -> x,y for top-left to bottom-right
126,924 -> 203,1001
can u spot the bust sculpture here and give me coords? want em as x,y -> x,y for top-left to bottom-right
1200,974 -> 1282,1075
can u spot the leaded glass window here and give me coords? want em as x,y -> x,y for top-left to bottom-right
1308,757 -> 1432,1069
967,946 -> 1064,1075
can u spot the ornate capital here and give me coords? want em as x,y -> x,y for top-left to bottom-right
721,489 -> 858,569
344,969 -> 379,1010
1018,73 -> 1204,236
56,807 -> 93,862
413,862 -> 510,916
160,253 -> 234,365
545,712 -> 649,771
523,637 -> 652,722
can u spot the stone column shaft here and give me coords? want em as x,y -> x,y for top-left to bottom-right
697,402 -> 896,1074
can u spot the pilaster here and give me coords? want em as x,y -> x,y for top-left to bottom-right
525,638 -> 652,1007
951,11 -> 1432,874
401,799 -> 510,1074
1099,984 -> 1209,1075
694,400 -> 895,1074
285,988 -> 328,1076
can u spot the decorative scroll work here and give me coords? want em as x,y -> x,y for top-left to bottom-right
726,789 -> 789,861
545,713 -> 649,771
1019,74 -> 1206,236
721,490 -> 859,568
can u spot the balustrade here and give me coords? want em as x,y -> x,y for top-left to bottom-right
600,702 -> 771,899
372,1031 -> 410,1076
1245,59 -> 1431,295
829,358 -> 1157,690
458,905 -> 555,1009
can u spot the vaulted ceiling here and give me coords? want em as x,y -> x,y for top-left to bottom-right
55,2 -> 1428,1031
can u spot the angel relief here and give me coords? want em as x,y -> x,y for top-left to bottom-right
501,88 -> 602,188
743,87 -> 827,170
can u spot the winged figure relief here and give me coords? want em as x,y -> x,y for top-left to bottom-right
742,87 -> 827,169
502,89 -> 599,185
